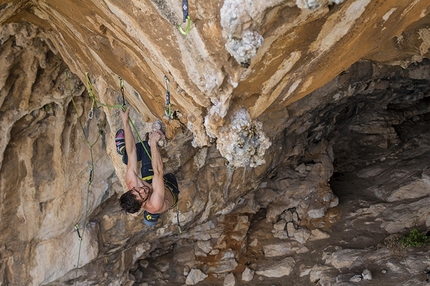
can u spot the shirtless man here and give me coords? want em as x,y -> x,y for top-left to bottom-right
117,107 -> 179,226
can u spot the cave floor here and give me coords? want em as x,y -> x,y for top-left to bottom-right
190,171 -> 430,286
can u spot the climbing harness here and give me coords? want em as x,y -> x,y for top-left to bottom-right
163,76 -> 172,120
144,175 -> 182,233
178,0 -> 191,35
142,175 -> 154,181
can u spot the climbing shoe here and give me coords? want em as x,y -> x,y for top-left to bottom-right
143,211 -> 160,227
115,129 -> 125,155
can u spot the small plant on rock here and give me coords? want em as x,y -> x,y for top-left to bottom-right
399,228 -> 430,247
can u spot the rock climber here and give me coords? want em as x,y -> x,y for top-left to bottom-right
116,107 -> 179,226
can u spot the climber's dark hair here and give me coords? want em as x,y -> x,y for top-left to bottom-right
119,191 -> 141,213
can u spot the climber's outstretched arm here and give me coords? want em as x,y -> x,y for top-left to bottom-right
120,107 -> 140,189
148,130 -> 166,211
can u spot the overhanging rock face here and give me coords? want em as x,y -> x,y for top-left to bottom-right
2,0 -> 429,159
1,0 -> 430,285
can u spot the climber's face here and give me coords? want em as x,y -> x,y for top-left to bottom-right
131,184 -> 152,204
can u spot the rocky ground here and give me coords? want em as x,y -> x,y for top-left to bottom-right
129,168 -> 430,286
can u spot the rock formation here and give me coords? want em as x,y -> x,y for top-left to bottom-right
1,0 -> 430,285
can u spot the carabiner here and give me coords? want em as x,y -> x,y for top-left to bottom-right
178,16 -> 191,35
88,109 -> 94,119
164,104 -> 172,120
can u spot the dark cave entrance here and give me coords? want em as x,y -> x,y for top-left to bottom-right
321,60 -> 430,204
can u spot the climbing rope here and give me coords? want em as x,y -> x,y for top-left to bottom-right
67,72 -> 182,282
66,71 -> 102,285
85,73 -> 152,159
178,0 -> 191,35
85,73 -> 124,110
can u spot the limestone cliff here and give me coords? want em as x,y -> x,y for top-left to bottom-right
1,0 -> 430,285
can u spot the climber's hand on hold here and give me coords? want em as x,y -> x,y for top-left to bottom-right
149,130 -> 163,146
120,107 -> 130,123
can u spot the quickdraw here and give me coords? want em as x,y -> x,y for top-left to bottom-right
85,72 -> 96,119
163,75 -> 172,120
115,75 -> 151,158
178,0 -> 191,35
74,224 -> 83,241
119,77 -> 126,107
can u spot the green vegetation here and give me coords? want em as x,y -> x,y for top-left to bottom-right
399,228 -> 430,247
